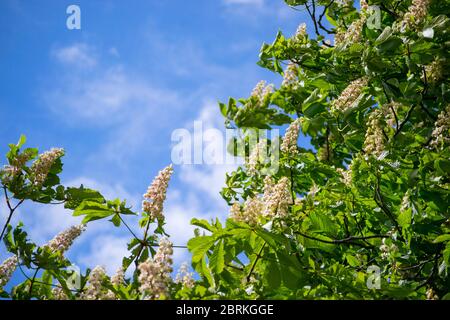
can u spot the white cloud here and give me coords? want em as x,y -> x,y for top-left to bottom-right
44,66 -> 179,125
77,234 -> 129,274
179,164 -> 235,209
52,43 -> 97,68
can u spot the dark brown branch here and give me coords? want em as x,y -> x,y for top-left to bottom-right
318,0 -> 335,34
393,104 -> 415,138
373,177 -> 405,242
246,242 -> 266,282
295,230 -> 387,249
226,263 -> 244,272
389,104 -> 399,130
379,3 -> 398,19
118,214 -> 140,240
28,268 -> 40,297
305,1 -> 320,38
1,186 -> 25,242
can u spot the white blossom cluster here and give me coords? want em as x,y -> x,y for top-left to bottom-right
331,77 -> 368,113
0,255 -> 18,288
401,0 -> 430,31
359,0 -> 369,12
80,266 -> 111,300
262,176 -> 292,218
30,148 -> 64,186
281,118 -> 302,155
138,237 -> 173,299
335,10 -> 368,46
293,23 -> 307,41
335,0 -> 353,8
382,102 -> 402,128
0,166 -> 16,185
336,167 -> 352,187
43,224 -> 86,255
426,288 -> 439,300
230,197 -> 264,226
379,238 -> 398,260
246,140 -> 268,176
230,202 -> 244,222
308,184 -> 320,198
111,267 -> 125,286
250,80 -> 274,107
175,262 -> 194,289
51,287 -> 68,300
230,176 -> 292,225
363,109 -> 386,157
430,104 -> 450,150
346,15 -> 367,43
424,58 -> 444,84
400,191 -> 411,213
281,62 -> 299,88
142,164 -> 174,221
318,144 -> 331,162
0,150 -> 35,184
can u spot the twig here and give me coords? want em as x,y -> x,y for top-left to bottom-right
118,214 -> 140,240
28,267 -> 40,297
295,230 -> 388,246
373,177 -> 405,242
318,0 -> 335,34
246,243 -> 266,282
393,105 -> 415,138
0,186 -> 25,242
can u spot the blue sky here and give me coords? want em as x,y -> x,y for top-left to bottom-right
0,0 -> 310,281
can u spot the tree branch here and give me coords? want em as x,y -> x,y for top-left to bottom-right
373,177 -> 405,242
295,230 -> 388,248
0,186 -> 24,242
246,242 -> 266,282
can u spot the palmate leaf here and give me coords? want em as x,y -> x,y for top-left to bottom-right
209,239 -> 225,273
64,186 -> 105,209
72,200 -> 115,223
187,235 -> 216,263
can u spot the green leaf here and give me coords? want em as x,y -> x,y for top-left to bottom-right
254,228 -> 287,250
219,102 -> 227,117
188,236 -> 216,263
209,239 -> 225,273
434,159 -> 450,176
201,257 -> 215,287
17,134 -> 26,148
266,258 -> 281,289
65,186 -> 105,209
302,89 -> 326,118
191,218 -> 217,233
307,212 -> 337,236
443,243 -> 450,265
346,255 -> 360,267
397,208 -> 412,228
73,200 -> 115,223
375,27 -> 402,52
433,234 -> 450,243
110,214 -> 121,227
